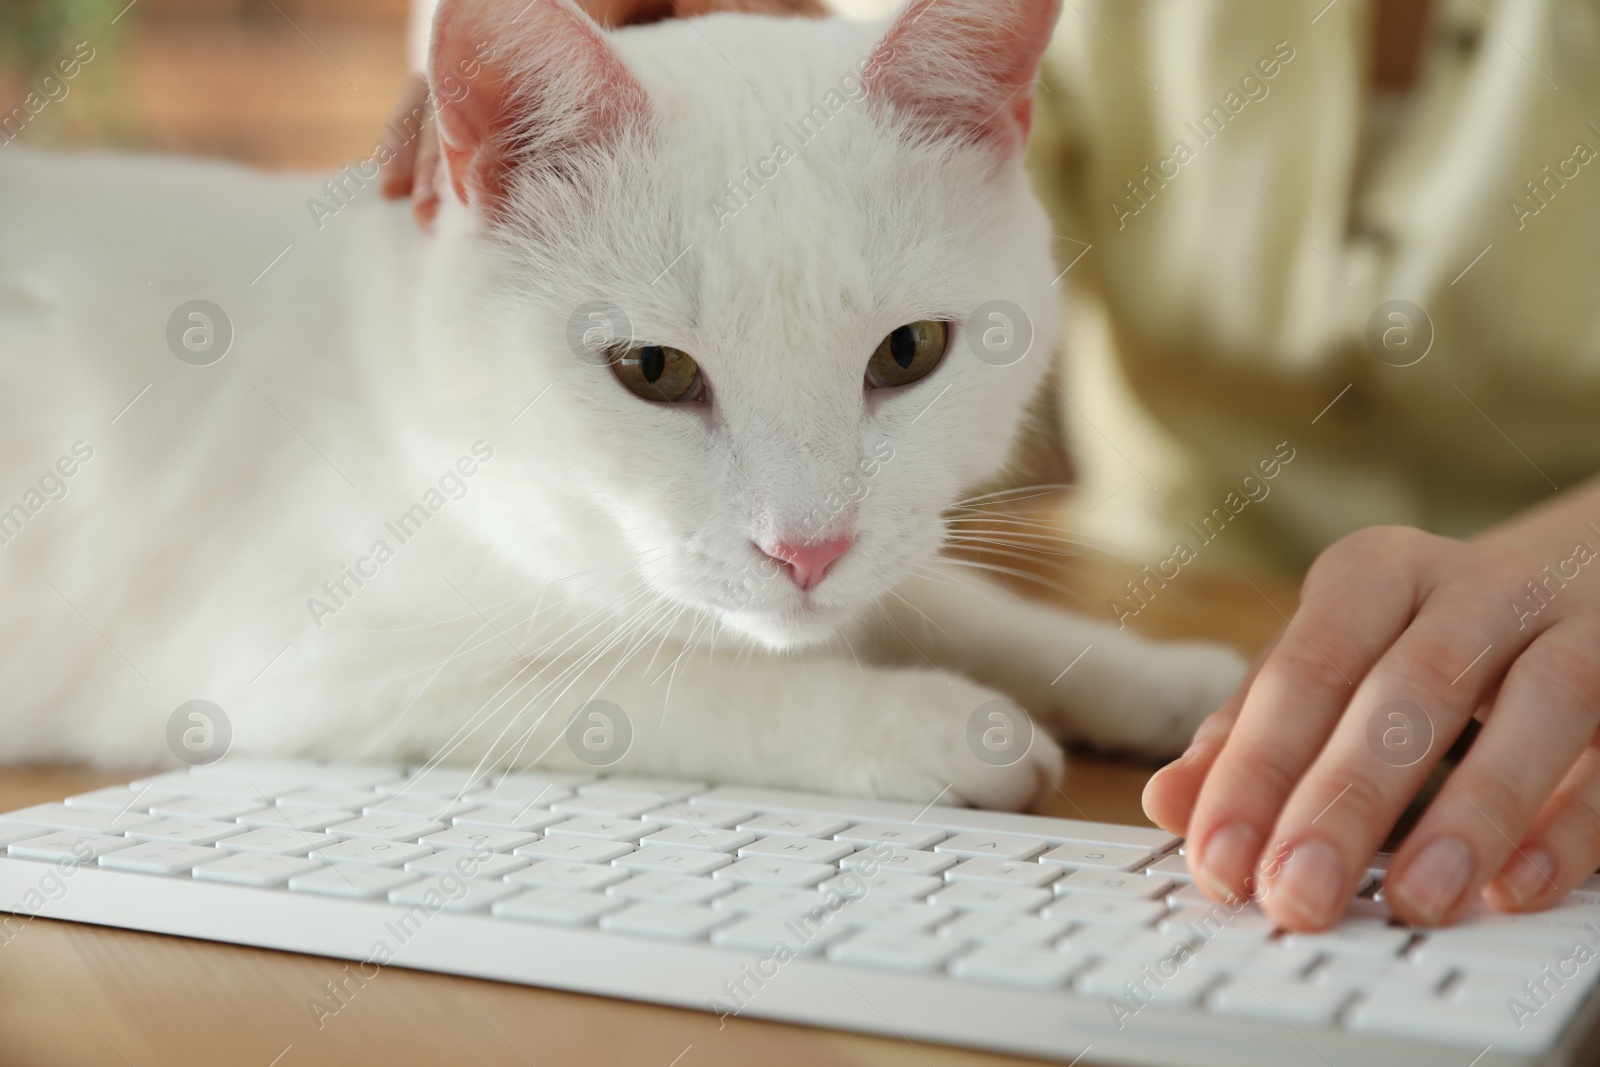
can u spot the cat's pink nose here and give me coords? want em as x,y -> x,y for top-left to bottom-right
759,538 -> 853,592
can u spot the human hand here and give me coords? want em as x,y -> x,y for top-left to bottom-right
379,0 -> 827,227
1142,526 -> 1600,930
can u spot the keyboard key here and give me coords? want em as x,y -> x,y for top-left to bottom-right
944,858 -> 1061,889
1042,895 -> 1166,926
277,787 -> 380,811
640,804 -> 753,829
1282,920 -> 1412,958
2,803 -> 156,835
1347,991 -> 1567,1048
938,912 -> 1073,945
1058,927 -> 1191,962
582,777 -> 705,802
1158,905 -> 1277,943
608,873 -> 730,905
819,871 -> 940,900
364,796 -> 477,821
929,882 -> 1053,913
506,861 -> 631,892
310,839 -> 433,868
452,806 -> 567,834
552,795 -> 661,819
126,818 -> 248,846
714,887 -> 825,918
935,833 -> 1047,861
236,808 -> 354,832
738,813 -> 852,838
602,901 -> 729,941
737,837 -> 853,865
1208,977 -> 1351,1026
1145,854 -> 1196,882
952,944 -> 1084,988
98,842 -> 222,874
325,816 -> 446,842
1410,935 -> 1559,969
514,838 -> 634,864
290,865 -> 420,900
841,848 -> 956,878
193,853 -> 322,887
0,824 -> 46,848
1037,842 -> 1154,871
612,846 -> 731,877
494,888 -> 621,927
1054,869 -> 1173,899
712,858 -> 833,888
827,930 -> 962,972
418,826 -> 538,853
1092,959 -> 1220,1009
638,825 -> 754,854
1315,957 -> 1448,995
836,899 -> 954,931
389,875 -> 520,913
62,787 -> 185,813
9,831 -> 136,863
712,915 -> 854,955
406,850 -> 528,879
544,817 -> 653,843
833,823 -> 945,850
218,828 -> 339,855
149,797 -> 267,821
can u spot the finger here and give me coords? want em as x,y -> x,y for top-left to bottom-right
1385,613 -> 1600,925
1486,743 -> 1600,912
411,124 -> 443,231
379,75 -> 430,200
1252,573 -> 1552,930
1143,631 -> 1280,836
1184,528 -> 1430,904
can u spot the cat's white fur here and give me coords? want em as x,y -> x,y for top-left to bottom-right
0,0 -> 1244,809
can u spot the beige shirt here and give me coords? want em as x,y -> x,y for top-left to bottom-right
1029,0 -> 1600,574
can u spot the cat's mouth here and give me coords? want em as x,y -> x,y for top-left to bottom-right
721,596 -> 856,650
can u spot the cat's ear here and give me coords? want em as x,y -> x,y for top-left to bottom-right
866,0 -> 1062,160
428,0 -> 651,217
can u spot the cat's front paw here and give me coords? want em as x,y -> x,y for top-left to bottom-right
852,674 -> 1065,812
1100,639 -> 1247,755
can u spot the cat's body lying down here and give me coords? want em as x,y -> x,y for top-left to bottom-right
0,0 -> 1243,808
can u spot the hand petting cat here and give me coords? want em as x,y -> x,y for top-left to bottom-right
379,0 -> 825,226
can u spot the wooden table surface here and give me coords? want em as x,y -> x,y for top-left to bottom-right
0,565 -> 1295,1067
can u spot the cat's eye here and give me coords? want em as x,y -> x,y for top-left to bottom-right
610,343 -> 705,403
865,321 -> 949,389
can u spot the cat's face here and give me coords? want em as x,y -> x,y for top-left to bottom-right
426,0 -> 1063,650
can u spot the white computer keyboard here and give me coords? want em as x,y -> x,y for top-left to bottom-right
1,760 -> 1597,1067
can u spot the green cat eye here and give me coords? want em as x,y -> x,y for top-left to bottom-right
865,321 -> 949,389
610,343 -> 705,403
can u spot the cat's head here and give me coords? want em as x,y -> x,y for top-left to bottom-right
422,0 -> 1063,649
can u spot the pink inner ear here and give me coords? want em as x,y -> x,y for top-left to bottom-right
867,0 -> 1062,159
429,0 -> 650,216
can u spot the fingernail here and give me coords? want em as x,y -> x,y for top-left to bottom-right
1498,847 -> 1557,907
1273,838 -> 1346,926
1393,835 -> 1476,924
1197,822 -> 1260,902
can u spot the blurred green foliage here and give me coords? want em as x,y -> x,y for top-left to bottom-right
0,0 -> 130,146
0,0 -> 124,73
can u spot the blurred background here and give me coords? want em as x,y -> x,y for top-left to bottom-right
1,0 -> 413,169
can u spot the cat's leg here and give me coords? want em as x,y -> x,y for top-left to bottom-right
356,645 -> 1064,810
859,560 -> 1248,756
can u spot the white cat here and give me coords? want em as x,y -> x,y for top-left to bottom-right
0,0 -> 1244,809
